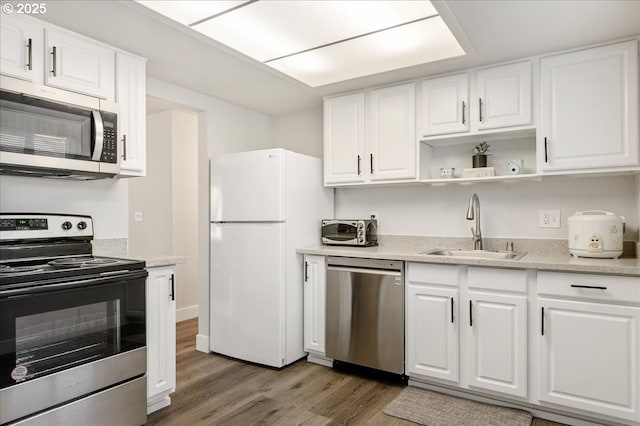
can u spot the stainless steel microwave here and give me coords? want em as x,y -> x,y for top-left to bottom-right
0,76 -> 119,179
321,219 -> 378,246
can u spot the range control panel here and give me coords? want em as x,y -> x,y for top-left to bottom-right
0,214 -> 93,241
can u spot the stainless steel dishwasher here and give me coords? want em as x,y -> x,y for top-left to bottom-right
325,257 -> 404,374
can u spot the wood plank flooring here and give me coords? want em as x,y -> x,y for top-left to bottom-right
147,319 -> 564,426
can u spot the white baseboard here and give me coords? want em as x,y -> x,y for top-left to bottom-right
196,333 -> 209,353
176,304 -> 198,322
147,395 -> 171,415
307,353 -> 333,368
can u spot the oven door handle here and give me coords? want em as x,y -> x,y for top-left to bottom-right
0,270 -> 148,298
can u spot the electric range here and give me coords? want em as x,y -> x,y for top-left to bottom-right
0,213 -> 148,426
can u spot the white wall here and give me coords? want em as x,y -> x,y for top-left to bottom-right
272,107 -> 323,158
335,175 -> 639,241
171,110 -> 200,320
0,176 -> 128,239
128,112 -> 174,256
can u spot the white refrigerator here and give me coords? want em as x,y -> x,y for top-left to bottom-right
210,148 -> 334,367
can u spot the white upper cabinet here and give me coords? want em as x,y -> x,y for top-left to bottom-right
0,14 -> 43,83
475,61 -> 532,130
117,52 -> 147,176
419,73 -> 469,137
324,93 -> 366,185
44,27 -> 115,100
540,40 -> 639,171
324,83 -> 416,186
369,83 -> 417,181
419,61 -> 532,140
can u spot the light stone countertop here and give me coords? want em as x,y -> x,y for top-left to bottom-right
127,255 -> 186,268
92,238 -> 185,268
297,235 -> 640,276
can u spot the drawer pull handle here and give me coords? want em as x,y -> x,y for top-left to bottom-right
541,307 -> 544,336
469,300 -> 473,327
170,274 -> 175,301
461,100 -> 466,124
26,38 -> 33,70
51,46 -> 57,76
450,297 -> 454,323
571,284 -> 607,290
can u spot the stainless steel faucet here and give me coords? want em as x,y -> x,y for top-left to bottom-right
466,193 -> 483,250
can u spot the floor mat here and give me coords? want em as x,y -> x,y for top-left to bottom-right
384,387 -> 533,426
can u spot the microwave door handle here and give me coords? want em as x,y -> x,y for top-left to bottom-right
91,110 -> 104,161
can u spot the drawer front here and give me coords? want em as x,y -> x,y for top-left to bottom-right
538,271 -> 640,304
467,266 -> 527,293
407,263 -> 458,286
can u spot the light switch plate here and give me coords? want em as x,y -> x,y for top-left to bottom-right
134,211 -> 144,222
539,209 -> 560,228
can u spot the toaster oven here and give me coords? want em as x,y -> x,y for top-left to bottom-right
321,219 -> 378,247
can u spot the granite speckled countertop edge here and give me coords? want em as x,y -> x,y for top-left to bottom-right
297,236 -> 640,276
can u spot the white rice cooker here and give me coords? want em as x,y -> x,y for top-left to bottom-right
567,210 -> 625,258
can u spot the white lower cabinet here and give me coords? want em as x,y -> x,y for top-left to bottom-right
466,290 -> 527,398
407,265 -> 528,399
303,255 -> 326,355
537,271 -> 640,422
465,267 -> 528,399
146,265 -> 177,414
406,263 -> 459,383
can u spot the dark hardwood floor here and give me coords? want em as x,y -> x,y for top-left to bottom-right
147,319 -> 564,425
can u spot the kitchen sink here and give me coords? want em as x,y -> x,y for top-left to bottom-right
419,248 -> 527,260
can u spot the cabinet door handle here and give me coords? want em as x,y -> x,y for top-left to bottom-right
370,153 -> 374,174
544,137 -> 548,163
461,100 -> 466,124
357,155 -> 361,175
26,38 -> 33,71
541,306 -> 544,336
571,284 -> 607,290
169,274 -> 176,301
304,261 -> 309,282
451,297 -> 454,323
51,46 -> 57,76
122,134 -> 127,160
469,300 -> 473,327
478,98 -> 483,122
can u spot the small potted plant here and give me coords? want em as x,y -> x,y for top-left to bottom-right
472,142 -> 490,168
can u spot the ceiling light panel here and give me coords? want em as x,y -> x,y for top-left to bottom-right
137,1 -> 248,25
267,17 -> 465,87
191,1 -> 438,62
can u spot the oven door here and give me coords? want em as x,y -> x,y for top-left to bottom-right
0,270 -> 147,424
321,221 -> 358,245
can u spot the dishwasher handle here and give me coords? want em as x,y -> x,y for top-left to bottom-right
327,265 -> 401,277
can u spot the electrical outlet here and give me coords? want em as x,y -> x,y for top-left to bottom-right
538,209 -> 560,228
134,211 -> 144,222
